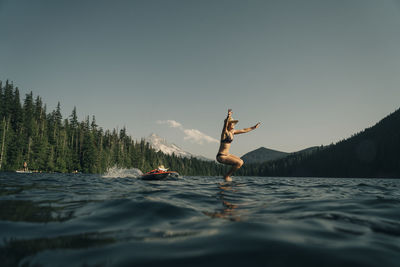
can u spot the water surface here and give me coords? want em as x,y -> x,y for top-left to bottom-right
0,171 -> 399,266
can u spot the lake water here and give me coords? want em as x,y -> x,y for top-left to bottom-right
0,170 -> 399,266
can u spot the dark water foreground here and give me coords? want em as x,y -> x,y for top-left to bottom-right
0,171 -> 399,267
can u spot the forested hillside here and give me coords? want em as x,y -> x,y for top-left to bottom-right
238,108 -> 400,178
0,80 -> 226,175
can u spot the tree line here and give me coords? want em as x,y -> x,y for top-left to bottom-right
0,80 -> 227,175
4,79 -> 395,178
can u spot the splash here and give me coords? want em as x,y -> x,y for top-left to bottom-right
102,166 -> 143,178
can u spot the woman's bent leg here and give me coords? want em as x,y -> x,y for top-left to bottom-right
217,154 -> 243,181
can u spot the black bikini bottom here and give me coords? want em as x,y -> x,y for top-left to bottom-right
216,153 -> 228,158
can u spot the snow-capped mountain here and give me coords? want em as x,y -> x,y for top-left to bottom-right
145,133 -> 212,161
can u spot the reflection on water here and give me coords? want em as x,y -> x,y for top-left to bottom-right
203,182 -> 242,221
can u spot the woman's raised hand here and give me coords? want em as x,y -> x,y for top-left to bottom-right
253,122 -> 261,129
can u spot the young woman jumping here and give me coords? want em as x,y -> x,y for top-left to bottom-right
216,109 -> 260,181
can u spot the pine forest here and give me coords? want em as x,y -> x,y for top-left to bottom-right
0,80 -> 227,176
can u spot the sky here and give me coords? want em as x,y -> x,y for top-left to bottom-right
1,0 -> 400,159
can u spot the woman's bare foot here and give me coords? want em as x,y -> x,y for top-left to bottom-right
224,176 -> 232,182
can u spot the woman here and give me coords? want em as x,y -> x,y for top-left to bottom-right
216,109 -> 260,181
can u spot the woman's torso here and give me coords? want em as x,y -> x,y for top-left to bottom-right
218,131 -> 233,154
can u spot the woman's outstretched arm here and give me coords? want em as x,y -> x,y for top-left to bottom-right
234,122 -> 260,135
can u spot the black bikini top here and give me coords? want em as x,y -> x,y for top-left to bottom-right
221,133 -> 233,143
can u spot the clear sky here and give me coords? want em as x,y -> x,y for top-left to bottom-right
1,0 -> 400,159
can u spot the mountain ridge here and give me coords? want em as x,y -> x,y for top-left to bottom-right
241,146 -> 318,164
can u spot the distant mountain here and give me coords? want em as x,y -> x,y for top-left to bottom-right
240,108 -> 400,178
241,147 -> 288,164
145,133 -> 212,161
241,146 -> 318,164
